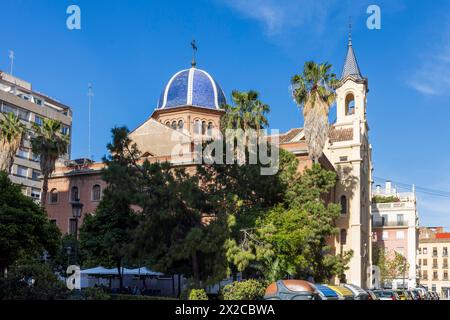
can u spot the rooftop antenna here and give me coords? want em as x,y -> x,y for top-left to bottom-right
191,40 -> 198,67
8,50 -> 15,75
87,83 -> 94,161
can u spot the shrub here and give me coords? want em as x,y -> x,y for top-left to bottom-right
188,289 -> 209,300
0,261 -> 69,300
372,195 -> 400,203
82,287 -> 111,300
111,294 -> 178,300
221,279 -> 267,300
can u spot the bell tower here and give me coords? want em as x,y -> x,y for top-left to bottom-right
324,32 -> 373,289
335,34 -> 368,124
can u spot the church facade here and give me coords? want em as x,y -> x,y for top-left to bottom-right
45,37 -> 373,288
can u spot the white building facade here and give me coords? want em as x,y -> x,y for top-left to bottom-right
371,181 -> 419,289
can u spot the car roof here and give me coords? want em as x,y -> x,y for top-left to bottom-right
326,285 -> 354,296
314,284 -> 339,297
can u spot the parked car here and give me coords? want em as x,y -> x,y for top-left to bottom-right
312,284 -> 340,300
366,289 -> 379,300
404,290 -> 415,300
427,291 -> 439,300
325,285 -> 354,300
343,284 -> 370,300
426,291 -> 434,300
372,289 -> 400,300
264,280 -> 320,300
415,287 -> 428,299
411,289 -> 424,300
395,290 -> 408,300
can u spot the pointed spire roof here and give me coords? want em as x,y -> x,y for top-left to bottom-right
341,35 -> 363,80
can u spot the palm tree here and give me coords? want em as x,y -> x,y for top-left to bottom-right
221,90 -> 270,133
0,112 -> 26,173
291,61 -> 338,162
31,119 -> 69,206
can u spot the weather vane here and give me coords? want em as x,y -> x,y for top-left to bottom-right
191,40 -> 198,67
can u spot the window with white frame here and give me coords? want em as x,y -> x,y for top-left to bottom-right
16,165 -> 28,178
396,231 -> 405,240
382,231 -> 389,240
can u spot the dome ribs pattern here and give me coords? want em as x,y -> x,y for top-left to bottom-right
157,67 -> 226,110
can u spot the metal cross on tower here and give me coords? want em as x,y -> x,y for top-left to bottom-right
191,40 -> 198,67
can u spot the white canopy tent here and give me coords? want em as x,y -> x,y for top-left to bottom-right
81,266 -> 162,276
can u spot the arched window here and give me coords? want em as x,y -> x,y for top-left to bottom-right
165,121 -> 170,127
71,186 -> 79,202
92,184 -> 101,201
207,122 -> 213,136
201,121 -> 207,135
345,93 -> 355,115
171,121 -> 177,129
178,120 -> 184,130
194,120 -> 201,134
340,229 -> 347,245
340,195 -> 347,215
49,188 -> 58,204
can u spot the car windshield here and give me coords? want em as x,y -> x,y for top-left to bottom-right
375,291 -> 394,297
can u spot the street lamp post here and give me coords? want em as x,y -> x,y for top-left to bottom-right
70,198 -> 83,263
403,256 -> 407,289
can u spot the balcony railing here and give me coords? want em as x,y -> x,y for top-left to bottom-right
372,220 -> 408,227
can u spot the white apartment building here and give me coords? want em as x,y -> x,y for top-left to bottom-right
0,71 -> 72,200
371,181 -> 419,289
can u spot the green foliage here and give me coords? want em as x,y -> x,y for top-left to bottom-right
373,245 -> 409,284
226,164 -> 352,283
291,61 -> 338,108
31,118 -> 69,206
81,287 -> 111,300
0,112 -> 26,173
79,127 -> 140,289
110,294 -> 178,300
221,280 -> 267,300
0,260 -> 68,300
221,90 -> 270,132
0,171 -> 61,271
188,289 -> 209,300
291,61 -> 338,161
372,195 -> 400,203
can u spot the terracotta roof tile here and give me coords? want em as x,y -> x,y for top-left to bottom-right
279,128 -> 303,143
329,128 -> 353,143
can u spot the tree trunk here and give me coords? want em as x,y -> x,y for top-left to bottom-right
41,172 -> 49,208
117,262 -> 124,292
192,251 -> 200,287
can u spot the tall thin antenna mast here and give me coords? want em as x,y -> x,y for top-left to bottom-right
87,83 -> 94,160
8,50 -> 15,75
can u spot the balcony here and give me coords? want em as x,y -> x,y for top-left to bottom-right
433,264 -> 438,269
372,220 -> 408,228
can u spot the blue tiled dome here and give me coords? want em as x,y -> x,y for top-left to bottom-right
157,67 -> 226,110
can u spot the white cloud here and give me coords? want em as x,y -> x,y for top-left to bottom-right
220,0 -> 338,37
409,21 -> 450,95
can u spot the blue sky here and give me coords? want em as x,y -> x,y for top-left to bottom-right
1,0 -> 449,227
